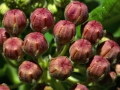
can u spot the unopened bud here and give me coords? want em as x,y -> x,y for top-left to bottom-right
23,32 -> 48,58
53,20 -> 76,46
3,37 -> 24,61
49,56 -> 73,80
18,60 -> 43,83
64,1 -> 88,25
70,83 -> 88,90
0,28 -> 10,49
30,8 -> 54,33
97,40 -> 120,64
82,20 -> 104,44
0,84 -> 10,90
87,55 -> 110,80
69,39 -> 92,63
2,9 -> 27,36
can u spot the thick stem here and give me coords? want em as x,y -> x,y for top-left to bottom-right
58,43 -> 69,56
2,54 -> 18,69
9,82 -> 24,89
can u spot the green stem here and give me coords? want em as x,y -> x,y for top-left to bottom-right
53,44 -> 64,57
66,76 -> 80,84
9,82 -> 24,89
58,43 -> 69,56
2,54 -> 18,69
0,64 -> 7,77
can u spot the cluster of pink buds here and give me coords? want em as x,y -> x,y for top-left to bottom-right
0,1 -> 120,90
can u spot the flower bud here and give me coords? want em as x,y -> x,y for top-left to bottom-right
0,28 -> 10,48
70,83 -> 88,90
53,20 -> 76,46
18,60 -> 43,83
30,8 -> 54,33
82,20 -> 104,44
49,56 -> 73,80
0,83 -> 10,90
3,37 -> 24,61
97,40 -> 120,64
69,39 -> 92,63
64,1 -> 88,25
2,9 -> 27,36
97,71 -> 117,87
87,55 -> 110,80
23,32 -> 48,58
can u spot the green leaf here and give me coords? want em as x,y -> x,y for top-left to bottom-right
88,0 -> 120,23
44,32 -> 53,44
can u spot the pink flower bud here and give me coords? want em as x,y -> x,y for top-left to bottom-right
0,84 -> 10,90
53,20 -> 76,45
82,20 -> 104,44
87,55 -> 110,80
30,8 -> 54,33
2,9 -> 27,36
23,32 -> 48,57
3,37 -> 24,61
69,39 -> 92,63
18,60 -> 43,83
49,56 -> 73,80
97,40 -> 120,64
64,1 -> 88,25
70,83 -> 88,90
0,28 -> 10,49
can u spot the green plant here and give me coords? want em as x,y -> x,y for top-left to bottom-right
0,0 -> 120,90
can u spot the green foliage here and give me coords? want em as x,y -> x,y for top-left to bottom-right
88,0 -> 120,37
88,0 -> 120,23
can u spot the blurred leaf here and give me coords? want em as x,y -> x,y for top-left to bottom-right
114,26 -> 120,37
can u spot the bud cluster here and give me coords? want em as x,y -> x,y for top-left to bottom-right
0,0 -> 120,90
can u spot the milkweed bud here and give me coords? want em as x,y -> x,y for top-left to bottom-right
23,32 -> 48,58
2,9 -> 27,36
49,56 -> 73,80
0,84 -> 10,90
30,8 -> 54,33
3,37 -> 24,61
97,40 -> 120,64
82,20 -> 104,44
0,28 -> 10,49
70,83 -> 88,90
69,39 -> 92,63
53,20 -> 76,46
64,1 -> 88,25
87,55 -> 110,80
18,60 -> 43,83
